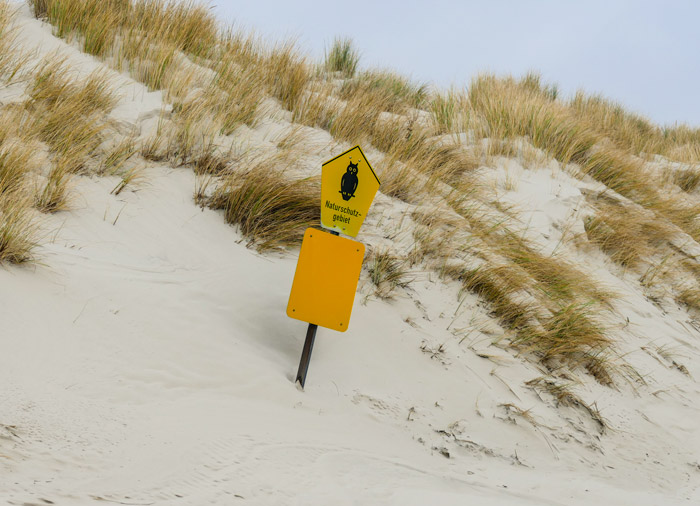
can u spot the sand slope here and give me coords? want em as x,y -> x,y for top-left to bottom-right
1,4 -> 699,505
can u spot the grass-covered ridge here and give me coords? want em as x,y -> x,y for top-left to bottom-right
15,0 -> 700,389
0,1 -> 127,262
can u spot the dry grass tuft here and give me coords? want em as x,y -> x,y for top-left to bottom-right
366,248 -> 412,299
340,70 -> 428,113
291,80 -> 338,131
329,88 -> 390,144
0,193 -> 38,263
29,0 -> 49,18
39,0 -> 218,60
263,40 -> 312,111
583,202 -> 673,268
367,112 -> 431,157
468,73 -> 595,165
274,124 -> 310,151
569,91 -> 657,155
438,210 -> 615,383
26,57 -> 118,172
446,263 -> 537,329
0,140 -> 35,196
295,72 -> 430,152
0,3 -> 30,81
35,162 -> 71,213
375,150 -> 423,202
323,37 -> 359,78
495,230 -> 613,305
677,287 -> 700,313
100,135 -> 138,175
526,377 -> 578,406
192,140 -> 231,176
430,88 -> 468,134
125,42 -> 177,91
407,140 -> 481,185
37,0 -> 126,58
111,165 -> 146,196
579,147 -> 648,198
207,65 -> 265,133
570,91 -> 700,164
518,304 -> 613,385
671,167 -> 700,192
526,376 -> 609,432
205,151 -> 320,251
665,142 -> 700,164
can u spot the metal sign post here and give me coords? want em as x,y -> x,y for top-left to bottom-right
295,323 -> 318,388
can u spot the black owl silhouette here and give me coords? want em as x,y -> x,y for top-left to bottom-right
340,161 -> 359,201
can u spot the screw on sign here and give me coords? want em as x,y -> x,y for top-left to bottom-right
287,146 -> 380,388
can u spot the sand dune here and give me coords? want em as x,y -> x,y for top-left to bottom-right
1,2 -> 699,504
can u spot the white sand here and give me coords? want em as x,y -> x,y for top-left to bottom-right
1,4 -> 699,505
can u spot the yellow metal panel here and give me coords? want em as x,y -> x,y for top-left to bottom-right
287,228 -> 365,332
321,145 -> 380,237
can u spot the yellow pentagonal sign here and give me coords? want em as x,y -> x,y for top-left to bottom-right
321,145 -> 380,237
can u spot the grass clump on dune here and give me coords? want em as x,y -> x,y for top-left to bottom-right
435,200 -> 616,384
430,88 -> 468,135
131,0 -> 218,58
0,137 -> 35,196
263,41 -> 312,111
671,168 -> 700,193
366,249 -> 412,299
494,230 -> 613,305
340,69 -> 428,113
447,260 -> 614,384
569,92 -> 661,156
446,263 -> 538,330
31,0 -> 127,57
33,0 -> 218,59
375,150 -> 423,203
584,202 -> 676,268
517,303 -> 613,386
25,57 -> 118,177
468,73 -> 596,165
323,37 -> 360,78
0,193 -> 39,264
0,4 -> 39,262
35,163 -> 71,212
570,91 -> 700,164
205,151 -> 320,251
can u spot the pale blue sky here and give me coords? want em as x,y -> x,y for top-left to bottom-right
210,0 -> 700,127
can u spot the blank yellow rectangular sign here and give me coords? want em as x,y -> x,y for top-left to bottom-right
287,228 -> 365,332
